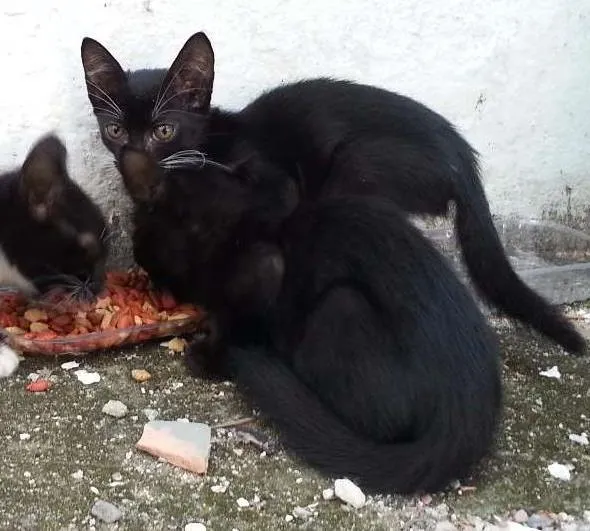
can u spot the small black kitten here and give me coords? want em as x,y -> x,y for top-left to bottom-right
0,134 -> 108,377
116,146 -> 502,494
81,33 -> 585,355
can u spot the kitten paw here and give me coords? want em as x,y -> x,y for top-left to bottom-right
185,336 -> 231,382
0,344 -> 20,378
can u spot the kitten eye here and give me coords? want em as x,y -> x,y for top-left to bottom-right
105,123 -> 126,140
153,123 -> 176,142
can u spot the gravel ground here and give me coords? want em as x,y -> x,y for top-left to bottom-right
0,309 -> 589,531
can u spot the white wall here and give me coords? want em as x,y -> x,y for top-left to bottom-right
1,0 -> 589,226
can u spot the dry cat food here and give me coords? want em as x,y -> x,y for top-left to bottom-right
0,270 -> 205,355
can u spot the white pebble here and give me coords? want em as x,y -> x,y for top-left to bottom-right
102,400 -> 128,418
568,432 -> 589,445
71,469 -> 84,480
185,524 -> 206,531
236,497 -> 250,508
61,361 -> 80,370
435,523 -> 457,531
211,484 -> 228,494
75,369 -> 100,385
539,366 -> 561,379
547,462 -> 572,481
19,433 -> 31,441
334,478 -> 366,508
322,488 -> 334,500
285,515 -> 294,522
292,506 -> 313,520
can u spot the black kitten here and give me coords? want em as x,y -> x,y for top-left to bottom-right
117,146 -> 502,494
81,33 -> 585,355
0,134 -> 108,377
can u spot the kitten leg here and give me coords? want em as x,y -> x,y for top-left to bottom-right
184,317 -> 232,381
0,344 -> 20,378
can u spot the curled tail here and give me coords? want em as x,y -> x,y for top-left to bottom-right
229,348 -> 494,494
454,158 -> 586,354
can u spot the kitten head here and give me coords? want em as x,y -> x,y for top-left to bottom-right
115,145 -> 247,301
1,135 -> 108,295
81,32 -> 214,160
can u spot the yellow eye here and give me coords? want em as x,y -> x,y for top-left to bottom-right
153,123 -> 176,142
105,123 -> 126,140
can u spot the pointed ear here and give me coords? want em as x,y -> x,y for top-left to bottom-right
157,32 -> 214,113
20,135 -> 69,221
117,147 -> 161,203
81,37 -> 126,112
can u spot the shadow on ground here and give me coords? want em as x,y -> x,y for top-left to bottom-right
0,311 -> 589,530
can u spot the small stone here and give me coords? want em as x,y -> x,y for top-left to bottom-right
90,500 -> 122,524
547,462 -> 572,481
513,509 -> 528,523
19,433 -> 31,441
504,524 -> 529,531
61,361 -> 80,370
142,408 -> 159,421
184,524 -> 206,531
292,506 -> 312,520
568,432 -> 589,445
211,484 -> 228,494
111,472 -> 123,482
236,497 -> 250,508
285,514 -> 294,522
539,366 -> 561,379
322,488 -> 334,500
74,369 -> 100,385
102,400 -> 128,419
71,469 -> 84,480
435,523 -> 457,531
334,478 -> 366,509
161,337 -> 188,353
527,512 -> 554,529
131,369 -> 152,383
90,486 -> 99,495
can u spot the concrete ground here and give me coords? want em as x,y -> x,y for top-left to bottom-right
0,310 -> 589,531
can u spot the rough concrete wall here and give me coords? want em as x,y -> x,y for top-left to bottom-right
0,0 -> 589,235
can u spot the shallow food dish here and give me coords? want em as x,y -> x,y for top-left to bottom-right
0,270 -> 205,356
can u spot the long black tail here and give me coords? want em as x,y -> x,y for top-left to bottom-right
454,157 -> 585,354
229,348 -> 490,494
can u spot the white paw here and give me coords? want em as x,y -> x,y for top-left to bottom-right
0,344 -> 20,378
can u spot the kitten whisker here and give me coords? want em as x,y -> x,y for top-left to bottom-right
152,68 -> 184,119
152,87 -> 208,121
88,92 -> 122,119
93,108 -> 120,119
86,80 -> 123,116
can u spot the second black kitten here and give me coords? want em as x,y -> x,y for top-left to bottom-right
116,146 -> 502,494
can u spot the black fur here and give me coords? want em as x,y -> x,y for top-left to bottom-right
0,135 -> 108,293
117,147 -> 502,494
81,34 -> 585,354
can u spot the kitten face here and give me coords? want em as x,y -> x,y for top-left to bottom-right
0,135 -> 108,294
81,33 -> 214,160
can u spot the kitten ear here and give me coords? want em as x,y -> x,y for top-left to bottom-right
20,135 -> 69,221
158,32 -> 214,112
117,147 -> 161,203
81,37 -> 126,111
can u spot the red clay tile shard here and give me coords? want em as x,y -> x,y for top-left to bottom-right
135,420 -> 211,474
